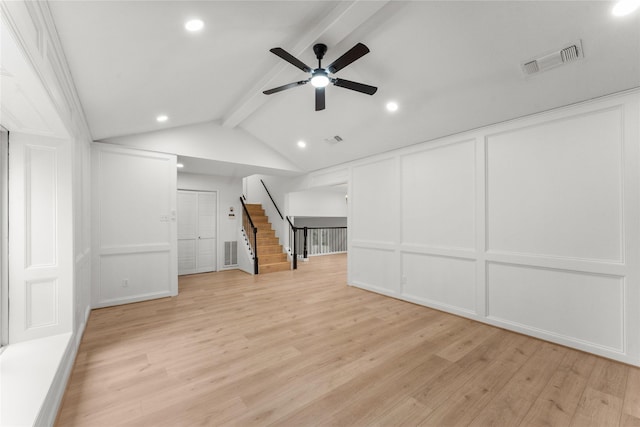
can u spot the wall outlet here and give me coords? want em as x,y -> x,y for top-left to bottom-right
122,278 -> 129,287
401,276 -> 408,285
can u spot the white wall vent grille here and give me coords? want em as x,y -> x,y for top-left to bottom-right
224,241 -> 238,266
521,40 -> 583,76
324,135 -> 344,145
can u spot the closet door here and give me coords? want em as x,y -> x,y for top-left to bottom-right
177,190 -> 217,275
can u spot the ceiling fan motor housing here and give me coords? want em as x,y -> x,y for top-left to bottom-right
313,43 -> 328,62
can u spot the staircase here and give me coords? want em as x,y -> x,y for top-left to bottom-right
244,203 -> 290,274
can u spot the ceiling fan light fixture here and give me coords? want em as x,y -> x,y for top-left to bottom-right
310,71 -> 329,88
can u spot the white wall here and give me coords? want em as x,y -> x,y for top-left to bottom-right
92,144 -> 178,307
314,90 -> 640,366
177,172 -> 242,270
288,188 -> 347,218
102,121 -> 301,173
0,2 -> 93,425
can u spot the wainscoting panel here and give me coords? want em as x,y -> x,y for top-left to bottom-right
486,107 -> 623,262
9,133 -> 73,343
401,139 -> 476,250
401,252 -> 476,314
98,148 -> 174,247
345,91 -> 640,365
26,278 -> 58,329
25,145 -> 57,268
350,246 -> 398,294
486,262 -> 624,352
351,158 -> 396,245
92,144 -> 177,307
99,251 -> 172,305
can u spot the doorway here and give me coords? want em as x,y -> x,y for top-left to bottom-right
177,190 -> 217,275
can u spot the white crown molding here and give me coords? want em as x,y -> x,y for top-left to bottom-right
1,0 -> 92,141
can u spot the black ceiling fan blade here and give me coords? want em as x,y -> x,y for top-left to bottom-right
269,48 -> 312,73
333,78 -> 378,95
263,80 -> 309,95
326,43 -> 370,74
315,87 -> 326,111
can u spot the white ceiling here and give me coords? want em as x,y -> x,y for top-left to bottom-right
49,0 -> 640,174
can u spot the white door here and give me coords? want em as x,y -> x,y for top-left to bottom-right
9,133 -> 72,343
178,190 -> 217,275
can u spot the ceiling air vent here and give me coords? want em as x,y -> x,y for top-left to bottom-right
521,40 -> 584,76
324,135 -> 344,145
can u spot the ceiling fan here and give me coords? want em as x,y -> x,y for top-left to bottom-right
263,43 -> 378,111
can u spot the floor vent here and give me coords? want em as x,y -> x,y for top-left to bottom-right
521,40 -> 583,76
224,241 -> 238,266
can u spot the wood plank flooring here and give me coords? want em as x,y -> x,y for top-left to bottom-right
57,254 -> 640,426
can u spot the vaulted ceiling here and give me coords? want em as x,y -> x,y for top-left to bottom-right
49,1 -> 640,174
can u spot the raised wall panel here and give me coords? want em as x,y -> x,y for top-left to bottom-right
487,263 -> 624,351
401,140 -> 475,250
486,107 -> 623,262
99,252 -> 172,304
99,150 -> 172,247
350,247 -> 397,293
26,278 -> 58,328
402,252 -> 476,313
351,159 -> 395,244
25,145 -> 57,267
93,144 -> 177,307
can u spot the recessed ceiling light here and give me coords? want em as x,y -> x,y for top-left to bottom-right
386,101 -> 399,112
177,163 -> 184,168
297,140 -> 307,148
185,19 -> 204,32
156,114 -> 168,122
612,0 -> 640,16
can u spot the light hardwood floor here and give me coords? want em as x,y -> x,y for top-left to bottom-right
57,254 -> 640,426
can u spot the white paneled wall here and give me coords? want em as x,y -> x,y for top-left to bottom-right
347,91 -> 640,365
8,133 -> 73,343
92,144 -> 178,307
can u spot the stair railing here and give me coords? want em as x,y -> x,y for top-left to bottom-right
260,179 -> 283,220
239,196 -> 259,274
286,216 -> 297,270
292,226 -> 348,258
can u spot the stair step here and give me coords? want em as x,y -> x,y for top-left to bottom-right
257,244 -> 283,255
259,261 -> 290,274
256,229 -> 275,237
260,253 -> 287,264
